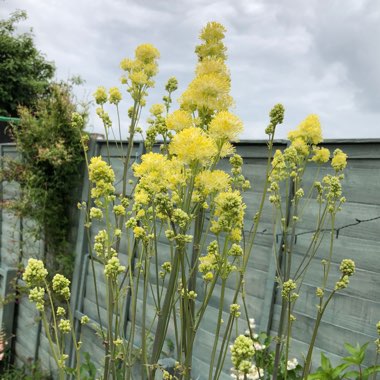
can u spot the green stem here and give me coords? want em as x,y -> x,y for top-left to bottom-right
284,298 -> 292,380
41,313 -> 64,380
141,246 -> 150,379
66,301 -> 81,380
303,290 -> 335,377
208,279 -> 227,380
149,249 -> 180,379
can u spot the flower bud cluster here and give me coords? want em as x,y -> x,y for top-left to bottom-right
228,244 -> 243,257
171,208 -> 190,229
331,149 -> 347,172
335,259 -> 355,290
71,112 -> 85,130
281,279 -> 298,301
376,321 -> 380,353
104,257 -> 126,279
96,107 -> 112,129
120,43 -> 159,103
52,274 -> 71,300
93,229 -> 109,258
159,261 -> 172,279
199,241 -> 219,281
58,319 -> 71,334
88,156 -> 115,201
230,335 -> 255,374
335,275 -> 350,290
90,207 -> 103,219
29,287 -> 45,311
230,303 -> 241,318
211,190 -> 245,242
23,259 -> 48,288
339,259 -> 355,276
81,315 -> 90,325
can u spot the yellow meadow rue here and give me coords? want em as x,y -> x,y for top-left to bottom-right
311,147 -> 330,164
56,307 -> 66,317
133,152 -> 185,197
335,275 -> 349,290
230,303 -> 241,317
129,70 -> 148,86
195,169 -> 231,196
228,244 -> 243,257
230,335 -> 255,374
195,22 -> 227,61
209,111 -> 243,142
196,57 -> 229,78
109,87 -> 122,105
113,204 -> 126,216
281,279 -> 297,298
23,258 -> 48,287
90,207 -> 103,219
161,262 -> 172,273
322,174 -> 343,203
179,73 -> 233,113
171,208 -> 190,228
81,315 -> 90,325
29,287 -> 45,311
150,103 -> 165,117
89,156 -> 115,184
270,150 -> 287,182
104,257 -> 126,278
219,141 -> 235,158
133,152 -> 167,178
52,274 -> 71,300
169,127 -> 217,165
199,253 -> 217,274
291,138 -> 310,157
331,148 -> 347,171
134,189 -> 151,205
199,241 -> 219,276
119,43 -> 159,102
339,259 -> 355,276
58,319 -> 71,334
166,110 -> 193,132
88,156 -> 115,199
133,226 -> 146,239
135,43 -> 160,64
288,114 -> 323,145
96,107 -> 112,128
93,86 -> 108,105
120,58 -> 135,71
210,190 -> 245,241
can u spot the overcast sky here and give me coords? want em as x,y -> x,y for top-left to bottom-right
2,0 -> 380,140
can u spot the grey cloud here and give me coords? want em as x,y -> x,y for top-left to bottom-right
1,0 -> 379,138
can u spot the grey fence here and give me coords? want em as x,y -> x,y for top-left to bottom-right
1,139 -> 379,378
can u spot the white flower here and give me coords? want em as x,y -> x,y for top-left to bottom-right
287,358 -> 298,371
254,342 -> 265,351
249,318 -> 256,329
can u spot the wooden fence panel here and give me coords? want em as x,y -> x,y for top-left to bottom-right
1,139 -> 379,378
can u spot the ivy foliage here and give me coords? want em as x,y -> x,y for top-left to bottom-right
1,81 -> 86,277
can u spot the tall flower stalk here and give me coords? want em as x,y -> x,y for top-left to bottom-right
21,21 -> 355,380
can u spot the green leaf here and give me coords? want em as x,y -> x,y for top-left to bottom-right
331,363 -> 350,377
363,365 -> 380,376
342,356 -> 360,365
343,342 -> 357,356
342,370 -> 360,378
321,352 -> 332,371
